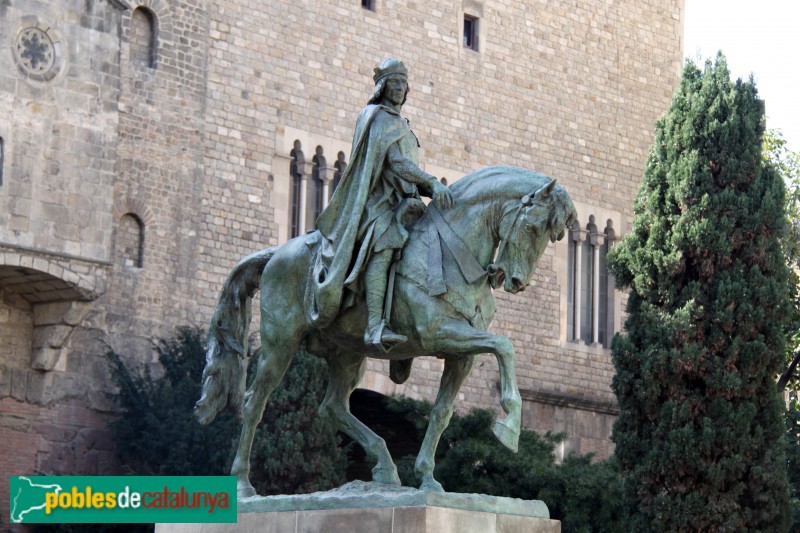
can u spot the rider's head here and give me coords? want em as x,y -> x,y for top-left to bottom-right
369,58 -> 409,106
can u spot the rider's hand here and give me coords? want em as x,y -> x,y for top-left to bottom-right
433,180 -> 454,209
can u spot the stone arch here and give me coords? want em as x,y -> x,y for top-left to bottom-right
113,197 -> 154,268
126,0 -> 173,33
0,254 -> 103,303
113,196 -> 156,226
117,213 -> 145,268
121,0 -> 174,66
0,251 -> 107,371
130,6 -> 158,68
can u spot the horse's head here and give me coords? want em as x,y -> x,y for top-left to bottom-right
489,179 -> 577,293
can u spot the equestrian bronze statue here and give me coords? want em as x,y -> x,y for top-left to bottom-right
195,59 -> 577,499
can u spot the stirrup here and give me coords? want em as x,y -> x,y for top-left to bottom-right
365,320 -> 407,353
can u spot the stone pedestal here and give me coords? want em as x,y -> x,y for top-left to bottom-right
158,481 -> 560,533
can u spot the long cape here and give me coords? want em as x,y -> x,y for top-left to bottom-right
308,104 -> 412,327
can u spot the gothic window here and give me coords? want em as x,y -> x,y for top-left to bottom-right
312,146 -> 326,225
566,220 -> 578,341
116,213 -> 145,268
287,142 -> 348,241
290,141 -> 304,239
579,219 -> 594,343
333,151 -> 347,196
0,136 -> 4,186
131,7 -> 157,68
567,215 -> 616,347
600,220 -> 616,346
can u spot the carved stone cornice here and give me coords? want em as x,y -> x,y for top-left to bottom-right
521,388 -> 620,415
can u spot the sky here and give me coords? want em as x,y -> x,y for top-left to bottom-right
683,0 -> 800,152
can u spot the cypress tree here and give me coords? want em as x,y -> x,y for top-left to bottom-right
607,53 -> 791,531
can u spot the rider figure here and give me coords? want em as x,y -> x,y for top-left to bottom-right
313,59 -> 454,351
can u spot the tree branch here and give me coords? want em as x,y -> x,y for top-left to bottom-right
778,348 -> 800,392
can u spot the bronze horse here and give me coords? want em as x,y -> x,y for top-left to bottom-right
195,165 -> 576,498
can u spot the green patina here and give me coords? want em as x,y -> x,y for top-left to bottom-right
194,60 -> 576,503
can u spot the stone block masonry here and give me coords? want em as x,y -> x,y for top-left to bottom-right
0,0 -> 683,512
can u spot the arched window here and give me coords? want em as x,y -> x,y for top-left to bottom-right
567,215 -> 616,347
117,213 -> 145,268
131,7 -> 157,68
579,216 -> 597,343
566,219 -> 580,342
599,219 -> 616,346
289,141 -> 304,239
332,151 -> 347,195
312,146 -> 326,224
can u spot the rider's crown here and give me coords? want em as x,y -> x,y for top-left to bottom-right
373,59 -> 408,83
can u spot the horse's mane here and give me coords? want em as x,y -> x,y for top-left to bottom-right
450,165 -> 554,201
449,165 -> 576,240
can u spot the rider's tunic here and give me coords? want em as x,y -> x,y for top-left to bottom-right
309,104 -> 428,327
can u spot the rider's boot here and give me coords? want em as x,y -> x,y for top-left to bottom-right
364,249 -> 407,351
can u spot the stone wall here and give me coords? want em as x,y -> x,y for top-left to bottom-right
0,0 -> 684,518
193,1 -> 683,431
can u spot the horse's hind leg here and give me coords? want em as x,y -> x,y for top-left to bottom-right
230,320 -> 298,499
415,354 -> 476,492
319,352 -> 400,485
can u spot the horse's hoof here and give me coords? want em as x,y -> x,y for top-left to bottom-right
420,478 -> 445,493
372,465 -> 401,486
237,480 -> 258,500
493,419 -> 520,453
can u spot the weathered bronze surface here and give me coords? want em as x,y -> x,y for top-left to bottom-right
195,60 -> 576,500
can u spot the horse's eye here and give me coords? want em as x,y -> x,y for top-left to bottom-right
525,223 -> 533,232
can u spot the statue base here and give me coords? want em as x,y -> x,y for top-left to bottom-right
157,480 -> 560,532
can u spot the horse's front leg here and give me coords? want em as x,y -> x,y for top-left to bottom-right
415,354 -> 476,492
432,319 -> 521,453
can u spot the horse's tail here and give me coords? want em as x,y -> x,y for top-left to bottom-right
195,247 -> 276,425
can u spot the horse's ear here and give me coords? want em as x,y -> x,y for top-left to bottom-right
534,179 -> 557,200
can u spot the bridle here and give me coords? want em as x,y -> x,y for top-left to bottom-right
428,179 -> 560,289
489,180 -> 559,287
493,192 -> 538,265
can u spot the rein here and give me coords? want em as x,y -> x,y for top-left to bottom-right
427,190 -> 543,290
427,204 -> 486,287
491,191 -> 553,279
494,194 -> 533,266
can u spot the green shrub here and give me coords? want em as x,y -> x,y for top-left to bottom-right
106,327 -> 346,494
385,397 -> 625,533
